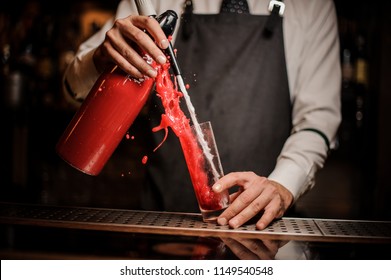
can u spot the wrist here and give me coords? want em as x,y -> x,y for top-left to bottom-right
269,179 -> 294,210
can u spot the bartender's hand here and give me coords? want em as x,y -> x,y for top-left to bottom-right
93,15 -> 169,79
213,172 -> 293,230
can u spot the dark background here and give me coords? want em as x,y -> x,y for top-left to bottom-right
0,0 -> 390,221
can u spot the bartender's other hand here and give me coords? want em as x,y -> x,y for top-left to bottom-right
93,15 -> 169,78
213,172 -> 293,230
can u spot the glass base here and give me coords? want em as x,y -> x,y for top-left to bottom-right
200,207 -> 227,223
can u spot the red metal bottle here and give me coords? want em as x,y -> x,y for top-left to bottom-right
56,65 -> 155,175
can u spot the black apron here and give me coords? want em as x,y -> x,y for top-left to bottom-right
141,1 -> 292,212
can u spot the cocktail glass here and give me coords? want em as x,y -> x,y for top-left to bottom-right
183,121 -> 229,222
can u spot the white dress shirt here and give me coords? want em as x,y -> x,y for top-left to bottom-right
63,0 -> 341,201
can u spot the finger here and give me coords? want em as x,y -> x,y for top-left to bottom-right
125,16 -> 168,62
228,189 -> 242,202
212,172 -> 254,193
104,29 -> 158,78
132,16 -> 170,49
218,185 -> 264,228
99,39 -> 145,78
256,197 -> 282,230
227,189 -> 271,229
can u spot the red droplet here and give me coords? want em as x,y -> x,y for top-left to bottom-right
185,84 -> 190,89
142,156 -> 148,165
125,133 -> 135,140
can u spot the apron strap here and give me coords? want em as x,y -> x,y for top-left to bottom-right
181,0 -> 193,40
264,0 -> 285,37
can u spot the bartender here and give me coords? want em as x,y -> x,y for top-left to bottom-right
63,0 -> 341,230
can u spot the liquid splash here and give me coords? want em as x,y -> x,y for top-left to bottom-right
152,63 -> 225,210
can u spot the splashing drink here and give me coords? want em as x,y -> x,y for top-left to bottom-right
186,121 -> 229,221
153,62 -> 229,221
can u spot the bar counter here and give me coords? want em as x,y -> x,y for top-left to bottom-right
1,202 -> 390,260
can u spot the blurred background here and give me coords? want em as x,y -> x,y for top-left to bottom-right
0,0 -> 390,221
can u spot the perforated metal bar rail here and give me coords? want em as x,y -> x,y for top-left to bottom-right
1,202 -> 390,242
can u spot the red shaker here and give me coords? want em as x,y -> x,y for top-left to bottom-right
56,66 -> 154,175
56,10 -> 178,175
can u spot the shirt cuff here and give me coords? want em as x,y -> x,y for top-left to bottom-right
268,157 -> 314,202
